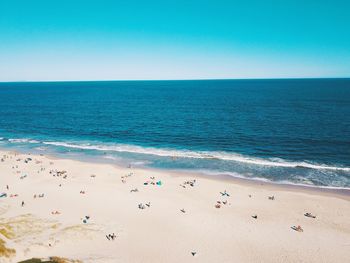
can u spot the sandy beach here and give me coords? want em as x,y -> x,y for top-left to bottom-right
0,149 -> 349,263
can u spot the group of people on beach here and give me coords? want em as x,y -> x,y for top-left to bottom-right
138,202 -> 151,209
106,233 -> 116,241
180,179 -> 196,188
1,149 -> 321,263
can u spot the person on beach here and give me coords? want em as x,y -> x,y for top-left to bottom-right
106,233 -> 116,241
21,201 -> 25,207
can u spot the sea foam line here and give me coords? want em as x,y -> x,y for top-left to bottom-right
4,137 -> 350,172
3,136 -> 349,189
8,138 -> 40,144
39,141 -> 350,172
195,169 -> 350,190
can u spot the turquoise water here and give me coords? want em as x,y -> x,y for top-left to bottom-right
0,79 -> 349,188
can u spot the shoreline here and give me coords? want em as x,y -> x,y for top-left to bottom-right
2,146 -> 350,200
164,168 -> 350,200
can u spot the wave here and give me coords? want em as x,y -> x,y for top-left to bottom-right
130,161 -> 153,166
196,170 -> 350,190
3,137 -> 350,172
8,138 -> 40,144
2,137 -> 350,188
39,141 -> 350,172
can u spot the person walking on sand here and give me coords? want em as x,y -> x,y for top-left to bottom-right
21,201 -> 25,207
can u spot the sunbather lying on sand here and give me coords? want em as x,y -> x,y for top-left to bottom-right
304,212 -> 316,218
291,225 -> 303,232
216,200 -> 230,207
220,190 -> 230,197
106,233 -> 116,240
82,215 -> 90,223
138,202 -> 151,209
51,211 -> 61,215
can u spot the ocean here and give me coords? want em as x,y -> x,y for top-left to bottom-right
0,79 -> 349,188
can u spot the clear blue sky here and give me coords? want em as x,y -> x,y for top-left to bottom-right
0,0 -> 349,81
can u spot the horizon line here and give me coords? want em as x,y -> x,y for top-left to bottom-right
1,76 -> 350,83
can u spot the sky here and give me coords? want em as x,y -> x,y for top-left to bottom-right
0,0 -> 349,81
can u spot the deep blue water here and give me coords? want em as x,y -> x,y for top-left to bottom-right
0,79 -> 350,188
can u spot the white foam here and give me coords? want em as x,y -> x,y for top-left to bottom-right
130,161 -> 152,166
196,170 -> 350,190
9,138 -> 40,144
41,141 -> 350,172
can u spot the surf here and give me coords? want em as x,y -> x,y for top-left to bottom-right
4,138 -> 349,172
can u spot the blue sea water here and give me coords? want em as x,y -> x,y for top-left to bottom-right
0,79 -> 350,188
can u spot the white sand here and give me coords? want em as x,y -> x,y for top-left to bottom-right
0,149 -> 349,262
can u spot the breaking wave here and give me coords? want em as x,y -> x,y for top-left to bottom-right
2,137 -> 350,188
3,137 -> 349,172
37,140 -> 350,172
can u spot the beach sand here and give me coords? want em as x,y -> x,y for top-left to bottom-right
0,149 -> 349,263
